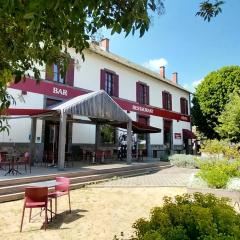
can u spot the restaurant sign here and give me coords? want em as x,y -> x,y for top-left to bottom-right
132,105 -> 154,114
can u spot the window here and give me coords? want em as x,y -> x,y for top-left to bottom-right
45,58 -> 75,86
100,69 -> 119,97
53,64 -> 65,84
162,91 -> 172,110
105,72 -> 114,96
136,82 -> 149,105
180,97 -> 188,115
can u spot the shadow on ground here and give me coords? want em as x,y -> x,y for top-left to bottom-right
47,209 -> 87,229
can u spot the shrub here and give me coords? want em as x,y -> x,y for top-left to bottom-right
131,193 -> 240,240
169,154 -> 197,168
201,139 -> 240,159
197,158 -> 240,188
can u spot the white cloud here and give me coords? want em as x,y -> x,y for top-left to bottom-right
143,58 -> 168,72
192,79 -> 202,88
183,78 -> 203,92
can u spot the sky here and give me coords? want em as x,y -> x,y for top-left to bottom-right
103,0 -> 240,92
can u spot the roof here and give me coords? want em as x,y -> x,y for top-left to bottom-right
51,90 -> 131,123
89,44 -> 191,94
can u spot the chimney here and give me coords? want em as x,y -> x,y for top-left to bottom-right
100,38 -> 109,52
160,66 -> 165,78
172,72 -> 178,84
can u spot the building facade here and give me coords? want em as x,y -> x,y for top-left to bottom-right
0,39 -> 193,162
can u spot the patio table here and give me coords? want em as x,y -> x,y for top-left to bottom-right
4,153 -> 22,176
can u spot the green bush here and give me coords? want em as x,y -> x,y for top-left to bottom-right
169,154 -> 198,168
201,139 -> 240,159
131,193 -> 240,240
197,158 -> 240,188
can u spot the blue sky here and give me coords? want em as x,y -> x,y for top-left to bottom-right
103,0 -> 240,92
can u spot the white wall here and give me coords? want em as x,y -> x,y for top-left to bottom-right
0,89 -> 44,143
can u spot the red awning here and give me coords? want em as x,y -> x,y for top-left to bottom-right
182,129 -> 196,139
1,108 -> 56,116
112,121 -> 161,134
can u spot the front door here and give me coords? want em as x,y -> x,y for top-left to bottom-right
44,121 -> 59,165
163,119 -> 172,155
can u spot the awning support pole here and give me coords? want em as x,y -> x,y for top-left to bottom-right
127,120 -> 132,164
58,110 -> 67,170
30,117 -> 37,165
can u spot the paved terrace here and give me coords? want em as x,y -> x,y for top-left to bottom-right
0,160 -> 170,181
91,166 -> 198,187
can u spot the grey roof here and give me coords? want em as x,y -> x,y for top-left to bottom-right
88,44 -> 191,94
51,90 -> 131,123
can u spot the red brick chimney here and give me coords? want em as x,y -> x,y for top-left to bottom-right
100,38 -> 109,52
160,66 -> 165,78
172,72 -> 178,84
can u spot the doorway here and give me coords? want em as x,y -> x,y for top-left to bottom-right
163,119 -> 172,155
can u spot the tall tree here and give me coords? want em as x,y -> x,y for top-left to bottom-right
192,66 -> 240,139
0,0 -> 225,131
215,91 -> 240,142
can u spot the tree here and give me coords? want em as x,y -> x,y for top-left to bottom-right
192,66 -> 240,139
215,91 -> 240,142
0,0 -> 225,131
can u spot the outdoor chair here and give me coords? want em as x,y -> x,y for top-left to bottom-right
48,177 -> 71,216
17,152 -> 31,173
95,150 -> 104,163
0,152 -> 8,170
20,187 -> 49,232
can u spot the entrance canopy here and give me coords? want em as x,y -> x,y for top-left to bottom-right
51,90 -> 131,123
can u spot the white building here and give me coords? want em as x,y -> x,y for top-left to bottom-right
0,39 -> 194,163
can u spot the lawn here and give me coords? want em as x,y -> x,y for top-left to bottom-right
0,186 -> 186,240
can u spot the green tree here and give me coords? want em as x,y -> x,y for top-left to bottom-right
192,66 -> 240,139
216,91 -> 240,142
0,0 -> 225,131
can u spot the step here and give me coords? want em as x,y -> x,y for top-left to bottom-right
0,164 -> 171,203
0,162 -> 164,187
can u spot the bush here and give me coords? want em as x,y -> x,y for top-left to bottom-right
197,159 -> 240,188
169,154 -> 197,168
131,193 -> 240,240
201,139 -> 240,159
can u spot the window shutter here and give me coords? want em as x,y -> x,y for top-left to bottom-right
162,91 -> 166,109
113,74 -> 119,97
146,85 -> 149,105
180,98 -> 184,113
185,99 -> 188,115
100,69 -> 106,90
66,58 -> 74,86
45,64 -> 54,81
136,82 -> 141,103
169,93 -> 172,110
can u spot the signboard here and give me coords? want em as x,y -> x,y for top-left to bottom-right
174,133 -> 182,139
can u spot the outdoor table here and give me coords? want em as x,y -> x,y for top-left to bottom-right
4,153 -> 22,176
27,180 -> 60,188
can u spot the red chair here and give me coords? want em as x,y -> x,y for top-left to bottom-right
48,177 -> 71,215
17,152 -> 31,173
20,187 -> 49,232
0,152 -> 8,170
